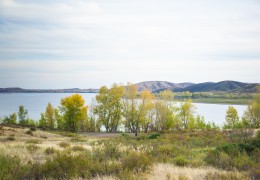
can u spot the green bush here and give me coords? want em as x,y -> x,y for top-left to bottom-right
41,152 -> 92,179
173,155 -> 189,166
257,131 -> 260,140
92,141 -> 122,161
0,154 -> 27,179
148,133 -> 160,139
121,151 -> 154,173
151,144 -> 189,162
45,147 -> 56,155
72,145 -> 85,152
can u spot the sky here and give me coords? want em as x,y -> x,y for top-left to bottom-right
0,0 -> 260,88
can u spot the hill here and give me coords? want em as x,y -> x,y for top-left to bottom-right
135,81 -> 258,93
135,81 -> 194,92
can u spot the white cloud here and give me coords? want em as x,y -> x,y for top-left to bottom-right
0,0 -> 260,88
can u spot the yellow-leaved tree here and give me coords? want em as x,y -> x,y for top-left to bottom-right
60,94 -> 88,132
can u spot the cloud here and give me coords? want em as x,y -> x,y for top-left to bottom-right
0,0 -> 260,88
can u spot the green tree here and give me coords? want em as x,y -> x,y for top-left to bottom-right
122,83 -> 139,133
45,103 -> 56,129
155,90 -> 175,131
243,86 -> 260,128
39,113 -> 47,129
178,99 -> 195,129
225,106 -> 239,128
60,94 -> 88,132
94,84 -> 125,132
18,105 -> 29,125
2,113 -> 17,124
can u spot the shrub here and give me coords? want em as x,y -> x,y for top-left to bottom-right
148,133 -> 160,139
173,155 -> 189,166
25,130 -> 33,136
121,151 -> 154,173
30,126 -> 37,131
92,141 -> 122,161
41,152 -> 92,179
0,154 -> 27,179
27,144 -> 39,153
45,147 -> 56,155
72,145 -> 85,152
257,131 -> 260,140
6,136 -> 15,141
59,142 -> 70,148
152,144 -> 189,162
40,135 -> 48,139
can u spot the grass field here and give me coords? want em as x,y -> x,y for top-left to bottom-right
0,125 -> 259,179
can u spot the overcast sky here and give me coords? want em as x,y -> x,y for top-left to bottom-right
0,0 -> 260,88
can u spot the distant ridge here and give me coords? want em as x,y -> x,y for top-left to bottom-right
135,80 -> 259,93
1,80 -> 258,93
0,88 -> 99,93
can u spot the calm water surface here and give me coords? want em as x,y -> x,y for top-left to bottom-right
0,93 -> 247,126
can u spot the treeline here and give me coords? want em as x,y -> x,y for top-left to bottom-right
1,84 -> 259,134
174,91 -> 254,99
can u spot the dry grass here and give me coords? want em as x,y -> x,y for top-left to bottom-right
148,164 -> 247,180
0,125 -> 91,163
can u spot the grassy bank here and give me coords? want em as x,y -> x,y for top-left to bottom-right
0,125 -> 259,179
190,98 -> 252,105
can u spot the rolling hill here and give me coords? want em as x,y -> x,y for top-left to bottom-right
135,81 -> 194,92
135,81 -> 258,93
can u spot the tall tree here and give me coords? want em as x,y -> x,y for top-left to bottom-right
138,90 -> 154,134
122,83 -> 139,133
225,106 -> 239,128
243,86 -> 260,128
178,99 -> 195,129
155,90 -> 175,131
94,84 -> 125,132
60,94 -> 88,132
18,105 -> 29,125
45,102 -> 56,129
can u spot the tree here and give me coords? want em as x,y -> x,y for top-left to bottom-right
2,113 -> 17,124
45,103 -> 56,129
122,83 -> 139,133
18,105 -> 29,125
94,84 -> 125,132
39,113 -> 47,129
132,90 -> 154,136
243,86 -> 260,128
138,90 -> 154,134
178,99 -> 195,129
60,94 -> 88,132
154,90 -> 175,131
225,106 -> 239,128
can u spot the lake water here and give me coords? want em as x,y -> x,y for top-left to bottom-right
0,93 -> 247,126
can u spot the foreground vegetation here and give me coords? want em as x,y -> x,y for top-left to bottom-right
0,125 -> 259,179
